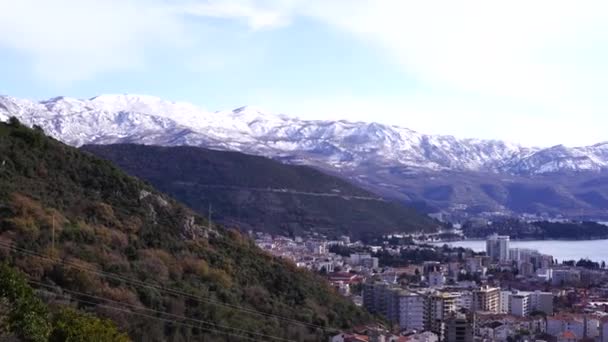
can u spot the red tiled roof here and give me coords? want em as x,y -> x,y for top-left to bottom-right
345,334 -> 369,342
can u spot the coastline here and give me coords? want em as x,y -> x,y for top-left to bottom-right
428,237 -> 608,243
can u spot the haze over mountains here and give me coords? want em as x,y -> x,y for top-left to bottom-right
3,94 -> 608,220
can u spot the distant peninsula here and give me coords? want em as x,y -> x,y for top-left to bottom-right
461,219 -> 608,240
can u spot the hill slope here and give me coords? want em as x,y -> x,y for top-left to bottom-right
0,119 -> 370,341
349,166 -> 608,221
82,144 -> 438,238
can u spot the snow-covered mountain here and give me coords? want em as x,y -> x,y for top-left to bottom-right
1,94 -> 607,175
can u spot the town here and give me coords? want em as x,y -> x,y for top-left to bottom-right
255,232 -> 608,342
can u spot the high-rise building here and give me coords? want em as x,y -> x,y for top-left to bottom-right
425,292 -> 457,337
472,286 -> 500,313
363,283 -> 425,331
455,292 -> 473,311
397,290 -> 425,331
499,290 -> 554,316
445,312 -> 475,342
363,282 -> 391,316
511,294 -> 530,317
486,234 -> 510,262
499,291 -> 512,314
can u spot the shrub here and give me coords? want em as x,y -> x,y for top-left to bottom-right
0,263 -> 52,342
50,308 -> 130,342
133,256 -> 169,282
181,256 -> 209,278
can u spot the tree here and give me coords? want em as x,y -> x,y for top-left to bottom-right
0,263 -> 52,342
7,116 -> 21,127
50,308 -> 130,342
0,263 -> 130,342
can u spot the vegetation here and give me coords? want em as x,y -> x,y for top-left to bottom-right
0,263 -> 128,341
462,218 -> 608,240
0,119 -> 371,341
82,144 -> 438,238
562,258 -> 602,269
374,244 -> 474,267
329,243 -> 473,267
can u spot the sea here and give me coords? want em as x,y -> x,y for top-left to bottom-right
432,239 -> 608,263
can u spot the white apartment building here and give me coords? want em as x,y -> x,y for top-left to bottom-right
511,294 -> 530,317
500,290 -> 554,316
473,286 -> 500,313
500,291 -> 512,314
455,292 -> 473,311
529,290 -> 554,315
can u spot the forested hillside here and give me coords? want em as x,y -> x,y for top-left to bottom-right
83,144 -> 438,238
0,118 -> 370,341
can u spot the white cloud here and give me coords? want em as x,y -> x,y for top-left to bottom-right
0,0 -> 286,83
0,0 -> 188,83
178,0 -> 291,30
250,0 -> 608,146
294,1 -> 608,103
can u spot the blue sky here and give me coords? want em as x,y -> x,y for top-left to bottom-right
1,0 -> 608,147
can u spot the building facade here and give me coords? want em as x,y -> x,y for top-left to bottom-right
445,312 -> 474,342
486,234 -> 510,262
473,286 -> 500,313
511,294 -> 530,317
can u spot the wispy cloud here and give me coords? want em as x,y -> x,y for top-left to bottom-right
177,0 -> 292,30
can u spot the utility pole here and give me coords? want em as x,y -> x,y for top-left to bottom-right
51,213 -> 55,257
208,203 -> 212,230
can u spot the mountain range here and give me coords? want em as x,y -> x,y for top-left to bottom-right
3,94 -> 608,219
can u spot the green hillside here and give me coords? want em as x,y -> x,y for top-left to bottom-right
83,144 -> 438,238
0,263 -> 129,341
0,118 -> 370,341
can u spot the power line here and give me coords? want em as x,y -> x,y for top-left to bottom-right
28,279 -> 293,342
29,281 -> 264,342
0,241 -> 335,332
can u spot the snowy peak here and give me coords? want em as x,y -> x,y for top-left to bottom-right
504,144 -> 608,174
0,94 -> 606,176
88,94 -> 199,115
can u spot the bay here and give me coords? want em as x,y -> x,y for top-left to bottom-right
432,239 -> 608,263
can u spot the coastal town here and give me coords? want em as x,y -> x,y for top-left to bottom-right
254,232 -> 608,342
